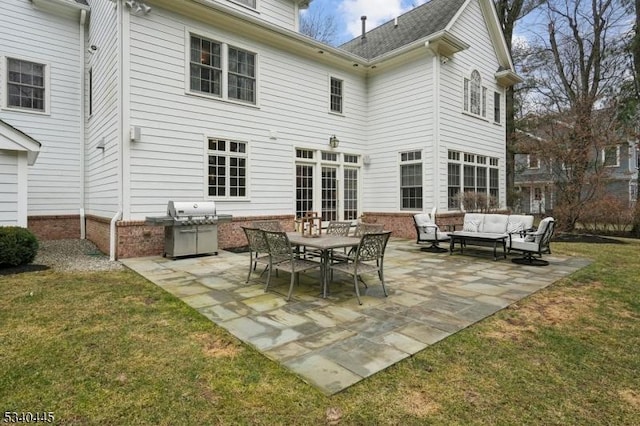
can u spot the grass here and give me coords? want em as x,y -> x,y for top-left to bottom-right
1,240 -> 639,424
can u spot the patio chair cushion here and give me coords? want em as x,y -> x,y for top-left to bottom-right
507,215 -> 534,234
482,214 -> 509,234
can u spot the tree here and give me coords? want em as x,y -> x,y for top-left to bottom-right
494,0 -> 546,210
299,7 -> 340,46
518,0 -> 632,231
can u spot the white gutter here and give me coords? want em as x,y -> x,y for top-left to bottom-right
109,210 -> 123,261
79,8 -> 87,239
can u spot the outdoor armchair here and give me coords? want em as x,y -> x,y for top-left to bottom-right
413,212 -> 449,253
509,217 -> 556,266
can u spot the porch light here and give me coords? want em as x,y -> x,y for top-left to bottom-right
329,135 -> 339,149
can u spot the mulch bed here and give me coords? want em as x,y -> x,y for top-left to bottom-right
552,233 -> 628,244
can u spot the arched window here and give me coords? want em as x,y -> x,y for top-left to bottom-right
463,70 -> 486,118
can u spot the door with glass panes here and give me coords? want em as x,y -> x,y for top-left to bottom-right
295,149 -> 360,223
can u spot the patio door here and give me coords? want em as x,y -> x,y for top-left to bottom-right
295,149 -> 360,223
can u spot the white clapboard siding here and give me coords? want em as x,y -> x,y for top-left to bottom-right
0,151 -> 19,225
222,0 -> 297,29
362,55 -> 435,213
126,5 -> 367,218
438,0 -> 506,206
0,0 -> 83,216
85,0 -> 121,218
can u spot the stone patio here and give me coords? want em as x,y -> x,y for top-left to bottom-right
121,239 -> 590,395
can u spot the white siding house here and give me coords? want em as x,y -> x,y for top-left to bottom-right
0,0 -> 519,258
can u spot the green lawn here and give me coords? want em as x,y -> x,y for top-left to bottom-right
1,239 -> 639,425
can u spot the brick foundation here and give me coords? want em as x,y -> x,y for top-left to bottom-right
28,215 -> 81,240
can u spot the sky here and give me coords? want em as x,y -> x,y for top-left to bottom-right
303,0 -> 430,45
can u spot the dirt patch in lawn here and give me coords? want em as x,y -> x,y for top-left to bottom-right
485,284 -> 601,341
192,332 -> 242,358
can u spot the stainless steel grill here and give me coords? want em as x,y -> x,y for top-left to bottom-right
146,201 -> 232,258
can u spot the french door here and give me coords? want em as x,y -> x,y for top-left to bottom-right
295,149 -> 360,223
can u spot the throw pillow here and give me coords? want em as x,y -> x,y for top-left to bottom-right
463,220 -> 479,232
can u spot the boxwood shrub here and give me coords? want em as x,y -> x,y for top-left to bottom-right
0,226 -> 39,267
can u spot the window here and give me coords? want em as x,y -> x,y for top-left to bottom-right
463,70 -> 486,118
88,68 -> 93,116
528,154 -> 540,169
602,145 -> 619,167
189,34 -> 256,104
448,150 -> 499,209
343,168 -> 358,220
232,0 -> 256,8
207,138 -> 247,198
330,77 -> 343,113
400,150 -> 422,210
228,47 -> 256,103
494,91 -> 501,123
6,58 -> 46,111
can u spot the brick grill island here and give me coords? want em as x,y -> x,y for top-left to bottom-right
145,201 -> 232,258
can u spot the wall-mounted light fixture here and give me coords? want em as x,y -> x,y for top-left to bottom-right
87,45 -> 98,54
329,135 -> 339,149
125,0 -> 151,15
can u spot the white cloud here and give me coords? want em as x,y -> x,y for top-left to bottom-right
339,0 -> 427,39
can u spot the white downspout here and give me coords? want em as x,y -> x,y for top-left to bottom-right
79,9 -> 87,239
110,210 -> 122,261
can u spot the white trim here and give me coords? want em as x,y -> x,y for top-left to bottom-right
432,54 -> 441,211
602,145 -> 620,168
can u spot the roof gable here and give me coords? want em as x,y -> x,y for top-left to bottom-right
0,119 -> 41,165
339,0 -> 466,60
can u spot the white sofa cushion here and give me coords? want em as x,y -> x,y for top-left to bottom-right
507,215 -> 534,234
462,213 -> 484,232
482,214 -> 509,234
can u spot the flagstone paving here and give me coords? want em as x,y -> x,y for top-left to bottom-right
121,239 -> 590,395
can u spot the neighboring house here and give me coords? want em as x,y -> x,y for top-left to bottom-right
514,133 -> 639,214
0,0 -> 520,258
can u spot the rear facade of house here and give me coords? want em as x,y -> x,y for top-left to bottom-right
0,0 -> 518,258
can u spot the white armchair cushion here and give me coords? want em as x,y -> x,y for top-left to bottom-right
462,213 -> 484,232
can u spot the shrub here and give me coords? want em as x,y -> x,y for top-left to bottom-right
0,226 -> 39,267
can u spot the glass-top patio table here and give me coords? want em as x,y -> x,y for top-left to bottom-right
286,232 -> 360,298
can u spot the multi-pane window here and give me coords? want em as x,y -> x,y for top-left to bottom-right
463,70 -> 486,118
296,164 -> 314,218
189,34 -> 256,104
528,154 -> 540,169
6,58 -> 45,111
344,168 -> 358,220
494,91 -> 501,123
322,166 -> 338,221
228,47 -> 255,103
190,36 -> 222,96
207,138 -> 247,198
602,145 -> 619,167
400,150 -> 422,210
448,150 -> 499,209
330,77 -> 343,113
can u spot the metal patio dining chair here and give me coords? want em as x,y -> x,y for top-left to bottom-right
251,220 -> 283,232
329,231 -> 391,305
242,226 -> 275,283
263,230 -> 322,301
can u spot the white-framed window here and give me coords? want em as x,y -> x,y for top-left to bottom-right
463,70 -> 486,118
400,150 -> 423,210
448,150 -> 499,209
602,145 -> 620,167
188,33 -> 256,105
528,153 -> 540,169
206,138 -> 248,198
329,77 -> 343,114
494,91 -> 501,123
3,57 -> 49,113
295,149 -> 360,221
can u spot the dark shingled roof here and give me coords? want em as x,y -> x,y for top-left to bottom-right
339,0 -> 467,60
